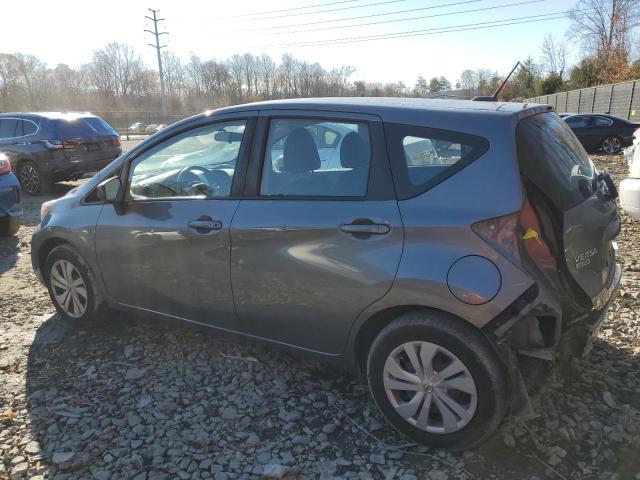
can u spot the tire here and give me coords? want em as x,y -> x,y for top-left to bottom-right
366,310 -> 509,451
44,244 -> 105,324
0,216 -> 20,236
18,160 -> 52,196
600,136 -> 622,155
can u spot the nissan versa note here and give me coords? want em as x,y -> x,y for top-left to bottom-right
31,98 -> 621,450
0,112 -> 122,195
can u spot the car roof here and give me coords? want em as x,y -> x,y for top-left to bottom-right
213,97 -> 551,118
0,112 -> 99,120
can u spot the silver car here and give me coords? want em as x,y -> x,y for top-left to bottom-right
31,98 -> 621,450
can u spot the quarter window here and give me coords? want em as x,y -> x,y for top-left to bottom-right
23,120 -> 38,135
260,118 -> 371,197
592,117 -> 613,127
386,123 -> 488,199
128,120 -> 246,200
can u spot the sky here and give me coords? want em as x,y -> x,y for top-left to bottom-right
1,0 -> 579,86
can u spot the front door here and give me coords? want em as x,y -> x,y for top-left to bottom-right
95,115 -> 254,329
230,113 -> 404,354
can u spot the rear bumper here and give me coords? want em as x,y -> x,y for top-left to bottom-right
620,178 -> 640,220
50,157 -> 118,180
0,174 -> 23,219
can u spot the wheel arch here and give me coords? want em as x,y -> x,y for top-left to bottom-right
352,305 -> 485,376
38,237 -> 71,286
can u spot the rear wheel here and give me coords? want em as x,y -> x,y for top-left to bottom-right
0,216 -> 20,236
45,244 -> 104,323
18,160 -> 52,195
366,311 -> 509,450
601,136 -> 622,154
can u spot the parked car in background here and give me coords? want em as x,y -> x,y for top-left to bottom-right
0,153 -> 22,236
562,113 -> 639,154
0,112 -> 122,195
144,124 -> 158,133
621,130 -> 640,220
32,98 -> 621,450
128,122 -> 145,132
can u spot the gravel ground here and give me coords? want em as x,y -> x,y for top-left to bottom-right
0,154 -> 638,480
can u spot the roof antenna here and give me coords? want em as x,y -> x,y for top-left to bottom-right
472,61 -> 520,102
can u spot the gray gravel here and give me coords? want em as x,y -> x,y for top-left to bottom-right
1,154 -> 639,479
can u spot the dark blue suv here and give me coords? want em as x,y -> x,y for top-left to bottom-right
0,154 -> 22,236
0,112 -> 122,195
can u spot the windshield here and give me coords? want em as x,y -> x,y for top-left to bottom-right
517,112 -> 595,211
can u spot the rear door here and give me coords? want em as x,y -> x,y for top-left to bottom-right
230,111 -> 403,354
517,112 -> 620,304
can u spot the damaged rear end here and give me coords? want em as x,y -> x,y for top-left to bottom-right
483,111 -> 621,394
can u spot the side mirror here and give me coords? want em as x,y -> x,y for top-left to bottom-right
98,176 -> 124,203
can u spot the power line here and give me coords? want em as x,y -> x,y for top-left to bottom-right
241,0 -> 547,37
222,0 -> 409,22
258,11 -> 568,48
231,0 -> 483,33
218,0 -> 361,19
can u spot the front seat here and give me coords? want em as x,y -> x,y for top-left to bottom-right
334,132 -> 370,196
278,128 -> 329,195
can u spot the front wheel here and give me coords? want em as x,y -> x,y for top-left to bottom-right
45,244 -> 104,323
366,311 -> 509,450
18,160 -> 52,195
601,136 -> 622,154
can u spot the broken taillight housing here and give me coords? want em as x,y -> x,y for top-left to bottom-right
472,212 -> 521,264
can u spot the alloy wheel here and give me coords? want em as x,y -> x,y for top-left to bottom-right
20,164 -> 40,194
383,341 -> 477,434
602,137 -> 621,154
50,259 -> 88,318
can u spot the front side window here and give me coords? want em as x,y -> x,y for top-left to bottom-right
260,118 -> 371,197
593,117 -> 613,127
386,123 -> 488,199
129,120 -> 246,200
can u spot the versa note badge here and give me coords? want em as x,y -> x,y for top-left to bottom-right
575,248 -> 598,270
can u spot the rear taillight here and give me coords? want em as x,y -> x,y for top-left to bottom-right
472,212 -> 521,263
43,139 -> 79,149
0,156 -> 10,175
111,136 -> 121,146
519,198 -> 557,270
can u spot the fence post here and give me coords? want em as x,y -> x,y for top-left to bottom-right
577,89 -> 582,113
608,84 -> 615,114
628,81 -> 636,120
565,92 -> 569,112
591,87 -> 597,113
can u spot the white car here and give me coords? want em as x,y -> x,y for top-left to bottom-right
621,130 -> 640,220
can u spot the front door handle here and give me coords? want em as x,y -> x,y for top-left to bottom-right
188,218 -> 223,232
339,223 -> 390,235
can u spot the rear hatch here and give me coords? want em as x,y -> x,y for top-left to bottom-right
47,116 -> 121,162
517,112 -> 620,308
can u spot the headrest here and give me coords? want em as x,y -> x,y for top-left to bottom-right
282,128 -> 320,173
340,132 -> 370,168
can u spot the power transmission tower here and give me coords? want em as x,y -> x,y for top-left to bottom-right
145,8 -> 168,113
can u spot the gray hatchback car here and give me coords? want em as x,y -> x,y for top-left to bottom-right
31,98 -> 621,450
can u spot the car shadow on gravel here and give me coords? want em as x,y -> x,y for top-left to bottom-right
24,312 -> 640,479
0,234 -> 19,277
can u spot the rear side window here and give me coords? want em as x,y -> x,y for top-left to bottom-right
517,112 -> 595,211
386,123 -> 489,200
48,117 -> 117,139
0,119 -> 19,139
593,117 -> 613,127
22,120 -> 38,135
260,118 -> 371,197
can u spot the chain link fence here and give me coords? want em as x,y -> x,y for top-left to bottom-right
525,80 -> 640,121
91,111 -> 196,133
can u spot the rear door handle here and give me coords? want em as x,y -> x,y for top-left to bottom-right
339,223 -> 390,235
188,219 -> 223,232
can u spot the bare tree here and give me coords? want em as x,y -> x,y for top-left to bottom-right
569,0 -> 640,57
541,34 -> 569,77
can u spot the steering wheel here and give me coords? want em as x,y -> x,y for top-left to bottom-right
176,165 -> 230,196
